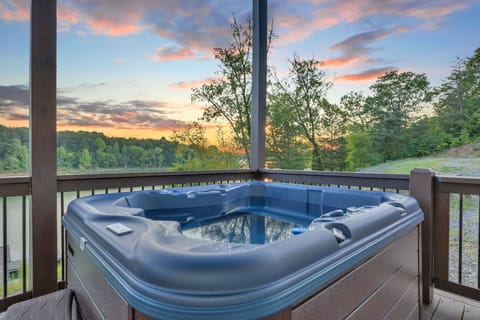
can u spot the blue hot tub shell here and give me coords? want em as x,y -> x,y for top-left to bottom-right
63,181 -> 423,320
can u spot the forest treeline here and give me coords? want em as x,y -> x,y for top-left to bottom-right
1,19 -> 479,174
0,126 -> 181,172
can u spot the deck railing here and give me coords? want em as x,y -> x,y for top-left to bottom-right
0,177 -> 32,310
0,169 -> 478,310
432,175 -> 480,301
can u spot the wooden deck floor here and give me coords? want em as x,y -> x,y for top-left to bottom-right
424,290 -> 480,320
0,289 -> 479,319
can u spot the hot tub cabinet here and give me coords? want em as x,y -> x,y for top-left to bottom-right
63,182 -> 423,320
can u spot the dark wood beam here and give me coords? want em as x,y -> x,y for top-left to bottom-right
250,0 -> 268,170
30,0 -> 58,296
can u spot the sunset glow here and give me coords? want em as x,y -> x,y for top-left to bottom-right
1,0 -> 479,140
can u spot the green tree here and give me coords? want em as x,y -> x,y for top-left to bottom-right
345,131 -> 382,170
272,56 -> 334,170
1,138 -> 28,172
112,142 -> 122,167
78,148 -> 92,169
127,146 -> 147,167
266,92 -> 309,169
365,71 -> 432,161
434,48 -> 480,144
192,17 -> 274,165
146,147 -> 164,168
120,145 -> 130,168
339,91 -> 370,131
171,122 -> 239,170
318,104 -> 348,171
404,117 -> 450,157
192,18 -> 252,162
57,145 -> 74,169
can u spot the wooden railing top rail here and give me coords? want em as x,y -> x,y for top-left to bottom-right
0,170 -> 412,195
57,170 -> 258,192
0,176 -> 31,196
435,174 -> 480,194
260,169 -> 410,190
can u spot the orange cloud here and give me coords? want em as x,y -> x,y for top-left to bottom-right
153,46 -> 195,62
338,67 -> 398,82
323,56 -> 362,67
169,77 -> 217,89
88,17 -> 142,36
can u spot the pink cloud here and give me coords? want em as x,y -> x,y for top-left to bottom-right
392,1 -> 467,20
274,0 -> 468,45
321,29 -> 395,70
58,5 -> 79,25
56,3 -> 144,36
275,12 -> 339,45
44,1 -> 247,57
88,17 -> 142,36
338,67 -> 398,82
0,0 -> 29,21
153,46 -> 196,62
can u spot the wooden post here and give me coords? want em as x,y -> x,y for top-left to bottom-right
410,168 -> 435,304
30,0 -> 58,296
250,0 -> 267,170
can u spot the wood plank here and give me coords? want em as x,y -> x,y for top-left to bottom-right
345,254 -> 418,319
407,304 -> 420,320
293,228 -> 418,320
431,296 -> 464,320
383,278 -> 419,320
435,175 -> 480,194
57,170 -> 256,192
261,308 -> 292,320
260,169 -> 410,190
129,307 -> 154,320
435,279 -> 480,301
434,288 -> 480,309
0,178 -> 31,197
423,294 -> 440,320
462,305 -> 480,320
67,235 -> 129,320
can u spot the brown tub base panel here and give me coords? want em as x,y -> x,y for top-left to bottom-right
67,226 -> 421,320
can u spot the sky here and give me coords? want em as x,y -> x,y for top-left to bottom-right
0,0 -> 479,140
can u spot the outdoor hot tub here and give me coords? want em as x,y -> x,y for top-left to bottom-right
63,181 -> 423,320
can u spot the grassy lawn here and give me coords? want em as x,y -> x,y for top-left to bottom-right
358,157 -> 480,176
0,261 -> 63,297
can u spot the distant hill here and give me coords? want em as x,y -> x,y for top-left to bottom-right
358,141 -> 480,176
435,141 -> 480,158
